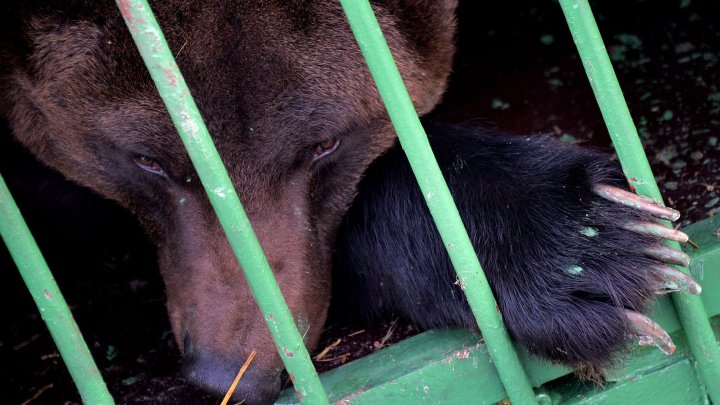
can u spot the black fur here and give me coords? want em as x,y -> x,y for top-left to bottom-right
334,122 -> 662,369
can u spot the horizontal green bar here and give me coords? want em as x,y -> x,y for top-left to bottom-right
114,1 -> 327,403
684,215 -> 720,329
557,354 -> 709,405
276,316 -> 719,404
338,0 -> 537,403
558,0 -> 720,400
277,329 -> 567,405
277,215 -> 720,404
0,173 -> 114,405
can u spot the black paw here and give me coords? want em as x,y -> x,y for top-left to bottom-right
333,123 -> 699,371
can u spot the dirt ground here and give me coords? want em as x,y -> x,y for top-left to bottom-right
1,0 -> 718,404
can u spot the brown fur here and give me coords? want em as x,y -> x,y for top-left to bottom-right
0,1 -> 456,401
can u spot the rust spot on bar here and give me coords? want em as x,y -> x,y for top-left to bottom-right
434,347 -> 472,365
163,67 -> 178,87
117,0 -> 138,34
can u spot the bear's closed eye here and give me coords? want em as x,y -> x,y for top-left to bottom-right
133,155 -> 166,177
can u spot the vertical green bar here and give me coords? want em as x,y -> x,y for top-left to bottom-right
114,1 -> 328,403
559,0 -> 720,401
0,174 -> 114,405
339,1 -> 538,404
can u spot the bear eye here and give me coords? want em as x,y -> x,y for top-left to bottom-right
133,155 -> 166,176
313,137 -> 340,161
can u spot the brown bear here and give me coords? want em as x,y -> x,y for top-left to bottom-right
0,1 -> 695,403
1,1 -> 457,402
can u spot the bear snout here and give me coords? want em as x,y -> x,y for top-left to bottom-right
182,346 -> 282,404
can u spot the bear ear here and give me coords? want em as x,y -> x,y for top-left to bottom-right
393,0 -> 458,64
21,17 -> 106,95
1,17 -> 107,170
379,0 -> 458,116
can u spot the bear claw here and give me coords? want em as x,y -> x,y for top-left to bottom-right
592,184 -> 681,221
621,221 -> 689,243
334,128 -> 696,370
624,310 -> 676,355
643,245 -> 691,267
654,265 -> 702,295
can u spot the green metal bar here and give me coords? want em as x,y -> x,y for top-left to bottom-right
339,1 -> 537,403
0,174 -> 114,405
114,1 -> 327,403
559,0 -> 720,401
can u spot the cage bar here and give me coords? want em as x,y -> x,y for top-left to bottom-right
0,174 -> 114,405
559,0 -> 720,401
113,1 -> 328,403
338,1 -> 538,404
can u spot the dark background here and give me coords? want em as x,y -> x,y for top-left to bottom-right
1,0 -> 718,403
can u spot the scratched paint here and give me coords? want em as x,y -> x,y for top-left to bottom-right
213,186 -> 228,198
179,110 -> 200,139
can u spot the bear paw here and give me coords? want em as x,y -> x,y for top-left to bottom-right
333,125 -> 700,372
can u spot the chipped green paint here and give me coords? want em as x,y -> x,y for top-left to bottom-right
0,174 -> 114,405
277,329 -> 561,405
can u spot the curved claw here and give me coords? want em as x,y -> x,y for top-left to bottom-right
624,310 -> 676,355
653,265 -> 702,295
622,221 -> 689,243
593,184 -> 680,221
643,245 -> 691,267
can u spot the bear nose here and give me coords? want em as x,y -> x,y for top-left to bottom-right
182,348 -> 282,405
